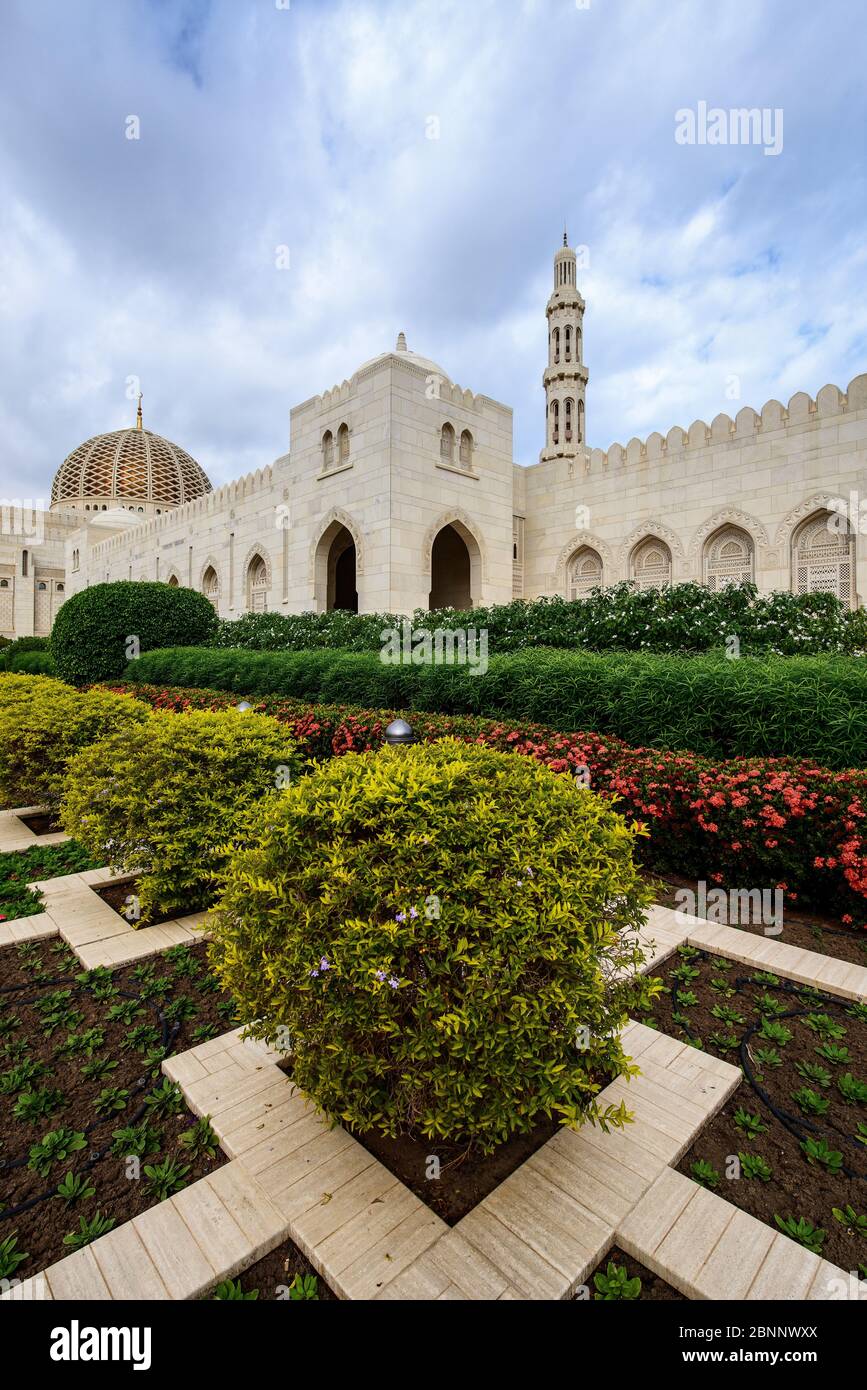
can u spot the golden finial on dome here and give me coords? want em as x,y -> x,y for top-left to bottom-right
135,393 -> 143,431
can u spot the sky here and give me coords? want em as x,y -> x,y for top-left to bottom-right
1,0 -> 866,501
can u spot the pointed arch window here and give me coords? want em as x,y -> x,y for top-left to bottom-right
553,328 -> 561,364
564,398 -> 574,443
337,424 -> 350,463
322,430 -> 334,469
630,537 -> 672,590
247,554 -> 269,613
792,512 -> 854,608
704,526 -> 754,592
459,430 -> 473,468
202,564 -> 220,610
577,399 -> 585,443
551,400 -> 560,445
440,422 -> 455,462
564,326 -> 572,362
568,546 -> 602,599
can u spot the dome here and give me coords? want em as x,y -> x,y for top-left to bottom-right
355,332 -> 450,383
51,412 -> 212,512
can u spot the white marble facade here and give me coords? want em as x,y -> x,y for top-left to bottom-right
3,239 -> 867,637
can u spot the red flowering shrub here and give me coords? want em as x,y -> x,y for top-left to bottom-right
100,682 -> 867,922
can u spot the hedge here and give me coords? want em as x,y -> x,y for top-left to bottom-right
212,583 -> 867,656
0,674 -> 149,813
104,681 -> 867,921
121,645 -> 867,767
0,637 -> 55,674
62,708 -> 303,923
50,581 -> 217,684
208,739 -> 658,1150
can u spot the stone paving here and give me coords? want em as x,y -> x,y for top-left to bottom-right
0,863 -> 208,964
3,881 -> 867,1302
0,805 -> 68,852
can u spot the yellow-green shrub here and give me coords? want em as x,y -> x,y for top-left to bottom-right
61,708 -> 303,924
0,673 -> 148,813
208,738 -> 660,1152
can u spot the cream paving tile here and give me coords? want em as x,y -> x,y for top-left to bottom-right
457,1207 -> 569,1301
691,1206 -> 777,1300
89,1220 -> 169,1300
424,1228 -> 515,1300
132,1198 -> 217,1300
651,1185 -> 737,1298
481,1167 -> 611,1284
203,1162 -> 287,1260
171,1178 -> 255,1283
374,1256 -> 453,1300
287,1158 -> 399,1249
523,1142 -> 641,1228
265,1136 -> 378,1221
616,1167 -> 696,1261
42,1245 -> 111,1301
746,1233 -> 824,1301
337,1205 -> 446,1300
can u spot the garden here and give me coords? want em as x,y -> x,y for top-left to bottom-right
0,577 -> 865,1304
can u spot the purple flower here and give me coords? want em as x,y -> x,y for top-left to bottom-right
308,968 -> 319,978
409,907 -> 418,919
319,957 -> 331,971
395,911 -> 406,923
374,970 -> 386,982
388,977 -> 400,989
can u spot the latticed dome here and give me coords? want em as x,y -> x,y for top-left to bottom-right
51,416 -> 211,512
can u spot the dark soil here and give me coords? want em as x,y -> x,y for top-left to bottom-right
644,946 -> 867,1274
582,1245 -> 686,1301
652,871 -> 867,968
0,936 -> 237,1280
94,876 -> 207,929
276,1056 -> 612,1227
18,812 -> 62,836
350,1115 -> 560,1226
205,1237 -> 338,1300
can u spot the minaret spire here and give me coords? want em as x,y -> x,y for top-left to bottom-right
540,236 -> 588,471
135,392 -> 143,431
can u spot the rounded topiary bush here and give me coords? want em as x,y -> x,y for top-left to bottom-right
62,707 -> 303,923
50,580 -> 217,685
208,738 -> 659,1152
0,673 -> 149,813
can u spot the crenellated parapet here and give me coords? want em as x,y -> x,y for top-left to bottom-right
575,374 -> 867,475
87,462 -> 278,559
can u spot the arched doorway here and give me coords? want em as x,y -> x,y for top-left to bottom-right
313,518 -> 361,613
429,524 -> 472,610
325,525 -> 357,611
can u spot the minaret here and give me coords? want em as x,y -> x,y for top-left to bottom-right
540,230 -> 588,469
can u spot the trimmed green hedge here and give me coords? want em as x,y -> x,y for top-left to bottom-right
50,581 -> 218,684
0,637 -> 54,673
212,584 -> 867,656
123,645 -> 867,767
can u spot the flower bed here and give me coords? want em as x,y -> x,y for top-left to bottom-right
205,1240 -> 335,1301
582,1247 -> 685,1301
646,946 -> 867,1275
103,682 -> 867,922
0,937 -> 232,1281
0,842 -> 100,922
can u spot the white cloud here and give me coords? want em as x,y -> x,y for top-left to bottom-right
0,0 -> 865,494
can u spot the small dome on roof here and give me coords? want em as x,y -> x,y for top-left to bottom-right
355,333 -> 450,383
